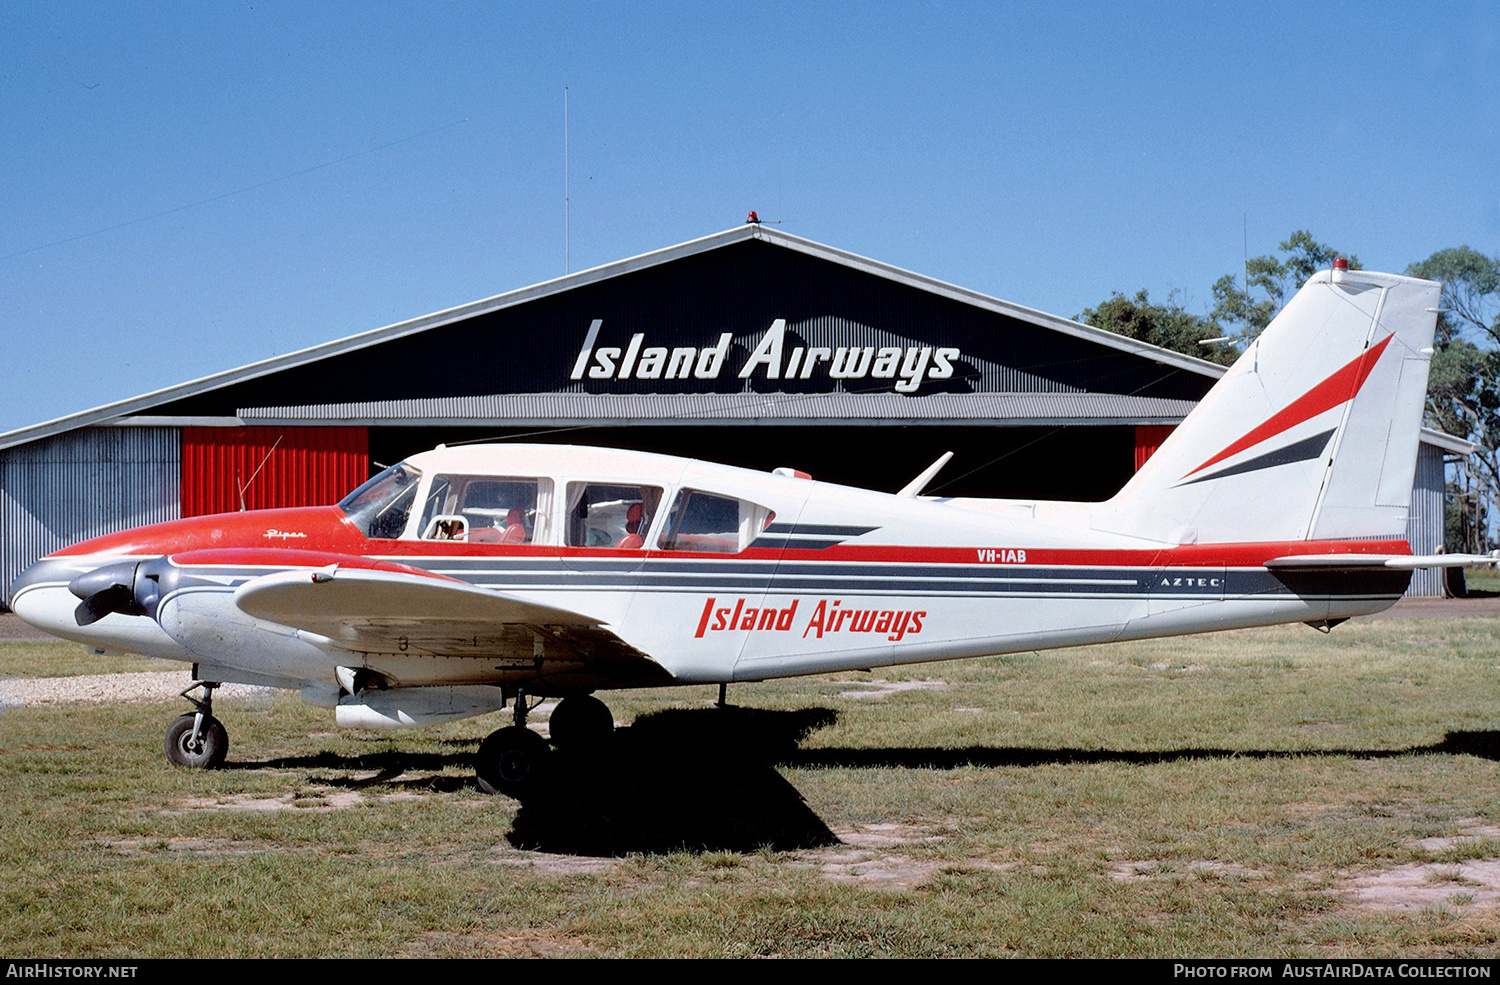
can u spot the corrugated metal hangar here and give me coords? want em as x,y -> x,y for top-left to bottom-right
0,223 -> 1468,604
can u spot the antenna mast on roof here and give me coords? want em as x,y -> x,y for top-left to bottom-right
564,85 -> 570,274
237,435 -> 283,512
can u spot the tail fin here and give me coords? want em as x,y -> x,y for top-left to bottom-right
1093,267 -> 1440,545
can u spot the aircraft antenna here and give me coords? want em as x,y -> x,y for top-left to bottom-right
237,435 -> 283,512
898,451 -> 954,498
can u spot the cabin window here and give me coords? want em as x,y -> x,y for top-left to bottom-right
659,489 -> 774,554
565,483 -> 663,548
338,463 -> 423,540
417,476 -> 552,544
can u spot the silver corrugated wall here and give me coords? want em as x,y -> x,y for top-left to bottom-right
1406,441 -> 1446,597
1,428 -> 180,608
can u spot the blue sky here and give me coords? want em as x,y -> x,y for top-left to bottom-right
3,1 -> 1496,434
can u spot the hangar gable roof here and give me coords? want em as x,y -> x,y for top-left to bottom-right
0,224 -> 1226,451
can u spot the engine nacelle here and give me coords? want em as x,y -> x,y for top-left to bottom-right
334,685 -> 508,729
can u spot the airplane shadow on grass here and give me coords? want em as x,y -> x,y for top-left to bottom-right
237,706 -> 845,855
782,730 -> 1500,768
234,710 -> 1500,857
507,706 -> 843,855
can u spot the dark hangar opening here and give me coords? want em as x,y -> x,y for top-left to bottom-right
366,425 -> 1138,502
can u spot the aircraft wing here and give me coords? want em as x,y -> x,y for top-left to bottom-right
233,565 -> 665,679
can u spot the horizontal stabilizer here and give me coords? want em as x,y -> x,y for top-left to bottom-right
1265,552 -> 1500,571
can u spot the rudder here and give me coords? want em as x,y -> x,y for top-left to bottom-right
1092,267 -> 1440,545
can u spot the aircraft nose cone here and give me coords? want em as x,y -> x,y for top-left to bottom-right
10,555 -> 190,661
9,559 -> 52,609
9,557 -> 93,636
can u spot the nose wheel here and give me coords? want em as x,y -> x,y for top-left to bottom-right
164,682 -> 228,769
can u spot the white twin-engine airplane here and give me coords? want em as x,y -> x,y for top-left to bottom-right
9,265 -> 1489,797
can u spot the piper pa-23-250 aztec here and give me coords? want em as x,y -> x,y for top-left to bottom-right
10,263 -> 1495,797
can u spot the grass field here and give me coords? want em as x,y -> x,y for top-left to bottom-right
1466,566 -> 1500,596
2,617 -> 1499,958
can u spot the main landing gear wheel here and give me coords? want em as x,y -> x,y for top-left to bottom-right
165,714 -> 228,769
475,726 -> 551,798
165,681 -> 227,769
547,694 -> 614,751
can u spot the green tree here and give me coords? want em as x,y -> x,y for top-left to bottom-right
1079,289 -> 1238,366
1409,247 -> 1500,343
1083,233 -> 1495,552
1407,246 -> 1500,552
1210,230 -> 1360,336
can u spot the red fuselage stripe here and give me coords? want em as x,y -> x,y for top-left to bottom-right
148,539 -> 1412,571
1183,333 -> 1393,478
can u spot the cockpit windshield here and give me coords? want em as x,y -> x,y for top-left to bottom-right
338,462 -> 423,539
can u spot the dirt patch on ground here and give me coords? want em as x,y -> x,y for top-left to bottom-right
164,789 -> 398,813
1107,855 -> 1500,912
1337,821 -> 1500,912
402,929 -> 595,958
810,849 -> 957,888
837,679 -> 948,699
1109,821 -> 1500,913
790,821 -> 1011,890
489,848 -> 625,876
1342,860 -> 1500,912
837,823 -> 946,849
490,821 -> 983,890
104,836 -> 290,856
1410,819 -> 1500,853
1108,860 -> 1270,883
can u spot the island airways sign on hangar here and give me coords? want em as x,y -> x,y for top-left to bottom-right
569,318 -> 963,394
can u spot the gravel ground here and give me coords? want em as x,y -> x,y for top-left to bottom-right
0,672 -> 269,709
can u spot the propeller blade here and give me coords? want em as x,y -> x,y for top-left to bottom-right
68,560 -> 143,625
74,584 -> 136,626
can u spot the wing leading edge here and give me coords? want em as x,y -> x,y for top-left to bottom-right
233,565 -> 670,684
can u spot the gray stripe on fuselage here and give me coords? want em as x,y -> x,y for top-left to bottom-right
160,557 -> 1407,602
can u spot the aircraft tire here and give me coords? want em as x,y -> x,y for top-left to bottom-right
164,714 -> 228,769
475,726 -> 551,798
547,694 -> 614,751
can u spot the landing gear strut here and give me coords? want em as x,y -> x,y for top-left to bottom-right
165,682 -> 228,769
475,689 -> 552,798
